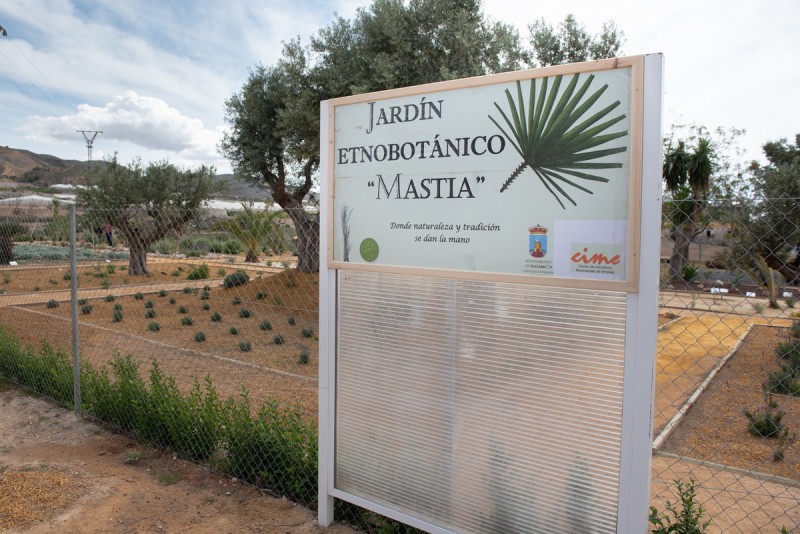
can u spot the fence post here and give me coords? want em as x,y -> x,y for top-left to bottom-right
69,204 -> 81,412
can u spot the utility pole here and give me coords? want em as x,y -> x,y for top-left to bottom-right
76,130 -> 102,163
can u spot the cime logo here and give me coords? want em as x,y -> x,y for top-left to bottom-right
570,246 -> 621,265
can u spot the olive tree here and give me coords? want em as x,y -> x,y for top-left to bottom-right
78,156 -> 218,275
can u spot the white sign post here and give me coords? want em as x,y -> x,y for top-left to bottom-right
320,54 -> 663,533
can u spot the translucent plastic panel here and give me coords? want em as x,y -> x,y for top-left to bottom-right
336,271 -> 628,533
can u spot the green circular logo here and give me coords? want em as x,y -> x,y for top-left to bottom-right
359,238 -> 379,262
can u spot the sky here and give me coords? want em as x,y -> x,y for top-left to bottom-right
0,0 -> 798,175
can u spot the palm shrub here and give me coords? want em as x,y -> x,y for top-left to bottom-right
212,204 -> 284,262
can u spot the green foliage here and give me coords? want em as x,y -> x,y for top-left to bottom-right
238,341 -> 252,352
210,312 -> 222,322
112,310 -> 123,322
528,14 -> 623,67
287,316 -> 295,325
113,303 -> 122,311
212,205 -> 284,261
182,286 -> 192,294
144,300 -> 154,308
200,290 -> 211,300
301,327 -> 313,338
259,320 -> 272,331
232,296 -> 242,305
743,399 -> 786,437
239,309 -> 252,318
81,304 -> 93,315
229,327 -> 238,335
202,303 -> 210,311
0,333 -> 74,407
147,322 -> 161,332
169,297 -> 176,304
649,479 -> 710,534
145,309 -> 156,319
62,272 -> 71,281
298,352 -> 310,364
681,264 -> 699,282
194,331 -> 206,342
273,335 -> 284,345
791,321 -> 800,339
178,306 -> 188,314
104,294 -> 115,302
45,299 -> 59,309
158,289 -> 167,297
223,270 -> 250,288
256,291 -> 266,300
106,264 -> 116,275
187,263 -> 210,280
133,292 -> 144,300
181,316 -> 193,326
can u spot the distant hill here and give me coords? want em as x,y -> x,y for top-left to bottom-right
0,146 -> 269,200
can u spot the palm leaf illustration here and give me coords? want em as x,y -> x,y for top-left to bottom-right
489,73 -> 628,208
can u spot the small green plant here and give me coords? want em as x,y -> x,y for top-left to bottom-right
681,264 -> 699,282
649,478 -> 710,534
743,397 -> 785,438
259,320 -> 272,331
273,334 -> 284,345
202,302 -> 210,311
232,296 -> 242,305
133,292 -> 144,300
178,305 -> 188,314
301,327 -> 313,338
147,322 -> 161,332
145,309 -> 156,319
229,326 -> 239,335
100,279 -> 111,289
169,297 -> 176,304
81,304 -> 93,315
200,290 -> 211,300
223,270 -> 250,288
298,351 -> 310,364
773,430 -> 796,462
144,300 -> 154,309
187,263 -> 210,280
45,299 -> 59,309
239,308 -> 252,318
181,316 -> 194,326
217,268 -> 226,276
124,450 -> 144,464
776,340 -> 800,360
786,296 -> 797,308
112,310 -> 123,322
272,295 -> 283,307
33,286 -> 40,292
77,298 -> 88,305
104,294 -> 115,302
752,302 -> 766,314
792,321 -> 800,339
203,285 -> 211,291
194,331 -> 206,342
113,303 -> 123,311
2,274 -> 10,284
106,264 -> 116,274
238,341 -> 252,352
182,287 -> 192,294
285,276 -> 297,288
210,312 -> 222,322
256,291 -> 266,300
62,272 -> 71,281
287,316 -> 295,325
170,270 -> 181,277
158,289 -> 167,297
156,470 -> 181,485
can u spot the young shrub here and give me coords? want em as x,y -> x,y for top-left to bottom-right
45,299 -> 59,309
145,309 -> 156,319
187,263 -> 210,280
147,322 -> 161,332
170,270 -> 180,277
239,309 -> 252,318
776,340 -> 800,360
285,276 -> 297,288
100,279 -> 112,289
255,291 -> 266,300
238,341 -> 252,352
202,302 -> 210,311
49,278 -> 58,285
104,294 -> 115,302
287,316 -> 295,325
133,292 -> 144,300
273,334 -> 284,345
298,351 -> 310,364
194,331 -> 206,342
169,297 -> 176,304
792,320 -> 800,338
223,270 -> 250,288
232,296 -> 242,305
765,370 -> 800,396
81,304 -> 93,315
272,295 -> 283,307
113,303 -> 123,311
217,268 -> 226,277
200,290 -> 211,300
112,310 -> 123,322
182,287 -> 192,294
62,272 -> 71,281
77,298 -> 88,305
229,326 -> 239,335
144,300 -> 154,309
178,305 -> 188,314
181,316 -> 194,326
158,289 -> 167,297
106,264 -> 116,275
743,399 -> 785,438
648,478 -> 710,534
210,312 -> 222,322
301,327 -> 313,338
258,320 -> 272,331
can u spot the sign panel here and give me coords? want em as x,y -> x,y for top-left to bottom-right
328,57 -> 643,290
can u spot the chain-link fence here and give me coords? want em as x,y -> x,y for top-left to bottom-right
0,196 -> 798,532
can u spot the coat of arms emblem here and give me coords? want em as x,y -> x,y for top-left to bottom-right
529,225 -> 548,258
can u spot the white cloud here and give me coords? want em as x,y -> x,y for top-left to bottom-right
19,92 -> 222,161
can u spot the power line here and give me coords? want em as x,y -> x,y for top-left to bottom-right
77,130 -> 102,163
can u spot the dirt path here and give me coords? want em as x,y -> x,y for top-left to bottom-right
0,380 -> 355,533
